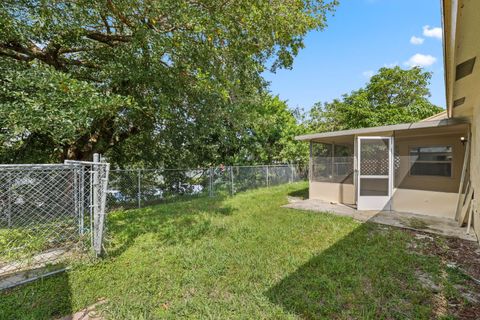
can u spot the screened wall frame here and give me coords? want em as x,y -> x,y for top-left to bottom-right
309,141 -> 354,183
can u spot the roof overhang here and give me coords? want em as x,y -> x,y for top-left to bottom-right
295,118 -> 468,142
443,0 -> 480,119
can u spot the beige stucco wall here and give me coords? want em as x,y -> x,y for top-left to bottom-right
309,181 -> 355,205
391,189 -> 457,219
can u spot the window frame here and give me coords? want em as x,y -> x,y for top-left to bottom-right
408,144 -> 454,178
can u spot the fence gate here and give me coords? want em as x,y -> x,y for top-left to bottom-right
0,154 -> 109,289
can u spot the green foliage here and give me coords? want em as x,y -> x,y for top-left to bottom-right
230,95 -> 309,165
308,66 -> 444,132
107,94 -> 309,168
0,61 -> 136,162
0,0 -> 337,165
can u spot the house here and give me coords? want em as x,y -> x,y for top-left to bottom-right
296,0 -> 480,243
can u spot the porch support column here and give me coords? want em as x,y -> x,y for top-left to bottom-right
354,136 -> 358,205
331,143 -> 335,179
309,141 -> 313,182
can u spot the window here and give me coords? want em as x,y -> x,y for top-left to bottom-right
409,146 -> 453,177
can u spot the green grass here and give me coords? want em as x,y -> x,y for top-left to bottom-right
0,182 -> 470,319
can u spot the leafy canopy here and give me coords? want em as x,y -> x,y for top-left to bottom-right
307,66 -> 443,132
0,0 -> 337,164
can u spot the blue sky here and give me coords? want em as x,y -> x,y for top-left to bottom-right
264,0 -> 445,111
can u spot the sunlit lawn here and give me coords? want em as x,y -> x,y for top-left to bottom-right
0,182 -> 475,319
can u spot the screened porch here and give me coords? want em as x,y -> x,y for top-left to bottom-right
303,120 -> 469,218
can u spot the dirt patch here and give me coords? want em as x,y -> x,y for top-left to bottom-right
408,229 -> 480,319
287,196 -> 304,203
57,299 -> 107,320
414,232 -> 480,281
416,270 -> 441,292
405,217 -> 429,230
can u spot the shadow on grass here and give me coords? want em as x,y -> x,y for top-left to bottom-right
106,195 -> 235,257
288,187 -> 309,199
265,222 -> 444,319
0,271 -> 72,320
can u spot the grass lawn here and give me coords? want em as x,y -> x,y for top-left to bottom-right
0,182 -> 478,319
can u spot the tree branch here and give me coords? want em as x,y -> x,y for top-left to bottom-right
106,0 -> 134,29
85,31 -> 132,45
0,49 -> 32,62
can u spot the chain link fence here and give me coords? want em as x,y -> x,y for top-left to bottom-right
0,162 -> 304,289
108,164 -> 308,210
0,156 -> 109,289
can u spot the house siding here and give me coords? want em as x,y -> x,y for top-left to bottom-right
391,189 -> 457,219
309,181 -> 355,205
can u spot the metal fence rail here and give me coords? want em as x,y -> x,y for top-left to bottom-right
0,156 -> 109,289
108,164 -> 308,210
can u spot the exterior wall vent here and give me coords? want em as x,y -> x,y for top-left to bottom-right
453,97 -> 466,108
455,57 -> 476,80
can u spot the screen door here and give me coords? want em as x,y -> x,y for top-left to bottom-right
357,137 -> 393,210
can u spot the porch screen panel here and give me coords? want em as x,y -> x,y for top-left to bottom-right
311,142 -> 354,182
359,139 -> 390,176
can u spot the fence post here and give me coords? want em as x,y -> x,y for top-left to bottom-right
92,153 -> 100,255
73,167 -> 80,235
79,167 -> 85,235
290,164 -> 294,183
97,158 -> 110,256
137,168 -> 141,208
209,167 -> 213,197
266,165 -> 269,187
7,172 -> 11,228
230,166 -> 234,196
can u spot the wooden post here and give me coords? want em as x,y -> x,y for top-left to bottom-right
455,131 -> 471,221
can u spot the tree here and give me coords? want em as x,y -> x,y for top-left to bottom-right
0,61 -> 137,163
0,0 -> 338,164
308,66 -> 443,132
230,95 -> 309,165
106,94 -> 309,168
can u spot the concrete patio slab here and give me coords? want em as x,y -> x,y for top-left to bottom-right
283,199 -> 478,242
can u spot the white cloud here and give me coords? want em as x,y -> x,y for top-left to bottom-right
410,36 -> 424,45
422,25 -> 442,39
362,70 -> 374,78
404,54 -> 437,67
